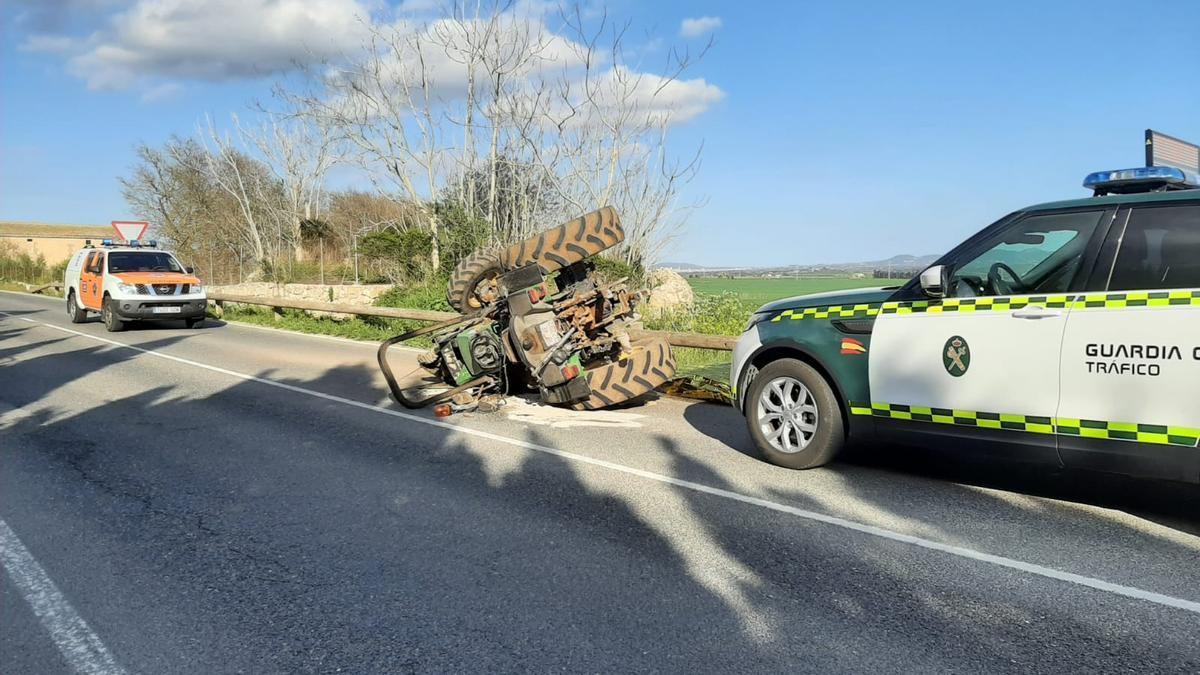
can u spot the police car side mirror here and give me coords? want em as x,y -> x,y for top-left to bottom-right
919,265 -> 952,298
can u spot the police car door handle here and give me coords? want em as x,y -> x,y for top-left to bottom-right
1011,305 -> 1061,320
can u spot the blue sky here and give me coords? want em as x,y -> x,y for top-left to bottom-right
2,0 -> 1198,267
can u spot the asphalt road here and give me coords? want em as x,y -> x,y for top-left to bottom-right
2,289 -> 1199,674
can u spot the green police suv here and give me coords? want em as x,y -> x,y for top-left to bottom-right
731,166 -> 1200,483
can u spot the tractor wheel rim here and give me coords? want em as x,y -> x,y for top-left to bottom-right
756,376 -> 818,453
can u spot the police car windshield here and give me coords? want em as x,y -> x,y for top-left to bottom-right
108,251 -> 183,273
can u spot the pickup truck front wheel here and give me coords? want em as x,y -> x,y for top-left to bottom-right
744,358 -> 844,469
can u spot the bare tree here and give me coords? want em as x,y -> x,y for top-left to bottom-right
125,1 -> 718,280
238,105 -> 341,259
516,5 -> 712,267
302,19 -> 457,269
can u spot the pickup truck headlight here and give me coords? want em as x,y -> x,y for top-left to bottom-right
191,283 -> 204,294
116,283 -> 137,295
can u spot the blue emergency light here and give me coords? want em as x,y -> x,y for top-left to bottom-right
101,239 -> 113,246
130,240 -> 141,247
1084,166 -> 1200,195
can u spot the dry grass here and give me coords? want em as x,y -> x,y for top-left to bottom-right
0,221 -> 113,238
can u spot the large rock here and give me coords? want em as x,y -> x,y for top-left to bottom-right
643,268 -> 694,316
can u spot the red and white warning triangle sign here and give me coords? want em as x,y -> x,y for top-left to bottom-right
111,220 -> 150,242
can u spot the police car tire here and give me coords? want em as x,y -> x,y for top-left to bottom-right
744,358 -> 844,470
102,297 -> 124,333
186,318 -> 204,329
446,250 -> 504,313
66,291 -> 87,324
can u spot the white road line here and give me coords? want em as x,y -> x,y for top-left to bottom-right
0,289 -> 422,352
0,519 -> 128,675
5,310 -> 1200,617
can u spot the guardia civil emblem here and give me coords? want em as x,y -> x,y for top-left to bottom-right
943,335 -> 970,377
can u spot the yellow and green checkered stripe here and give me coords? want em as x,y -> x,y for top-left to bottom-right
770,304 -> 881,322
849,402 -> 1200,448
769,290 -> 1200,322
879,294 -> 1075,315
1070,289 -> 1200,310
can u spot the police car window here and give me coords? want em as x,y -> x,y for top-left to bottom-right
951,210 -> 1104,297
108,252 -> 184,273
1108,205 -> 1200,291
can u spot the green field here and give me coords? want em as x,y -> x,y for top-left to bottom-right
686,276 -> 894,305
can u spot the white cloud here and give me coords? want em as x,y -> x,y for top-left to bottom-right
20,34 -> 80,54
580,66 -> 725,126
65,0 -> 374,90
395,0 -> 440,14
9,0 -> 126,32
139,81 -> 183,101
16,1 -> 724,124
679,16 -> 721,38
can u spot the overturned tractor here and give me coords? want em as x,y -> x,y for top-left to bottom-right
377,207 -> 676,412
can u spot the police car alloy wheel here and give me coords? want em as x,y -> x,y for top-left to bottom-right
757,376 -> 819,452
745,358 -> 845,469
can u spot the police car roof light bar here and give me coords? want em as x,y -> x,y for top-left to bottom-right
1083,166 -> 1200,196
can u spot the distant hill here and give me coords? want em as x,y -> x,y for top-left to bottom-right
836,253 -> 940,272
656,253 -> 939,276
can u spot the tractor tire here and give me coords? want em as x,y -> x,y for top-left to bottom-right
499,206 -> 624,275
446,250 -> 504,313
572,337 -> 676,410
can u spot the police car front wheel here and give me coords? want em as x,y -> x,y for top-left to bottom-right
745,359 -> 844,470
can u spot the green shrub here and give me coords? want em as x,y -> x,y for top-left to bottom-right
358,227 -> 434,281
434,200 -> 493,276
0,245 -> 61,285
592,255 -> 645,287
374,278 -> 453,312
644,292 -> 751,337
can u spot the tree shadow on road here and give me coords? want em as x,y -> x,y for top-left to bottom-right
4,341 -> 1200,672
681,398 -> 1200,538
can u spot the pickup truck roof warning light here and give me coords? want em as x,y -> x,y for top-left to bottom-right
1084,166 -> 1200,196
101,239 -> 113,246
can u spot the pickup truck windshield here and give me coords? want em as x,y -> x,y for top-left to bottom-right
108,252 -> 184,273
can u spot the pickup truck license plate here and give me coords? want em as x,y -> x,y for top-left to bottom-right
152,306 -> 182,314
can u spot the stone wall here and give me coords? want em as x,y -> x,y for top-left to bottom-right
211,282 -> 392,305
